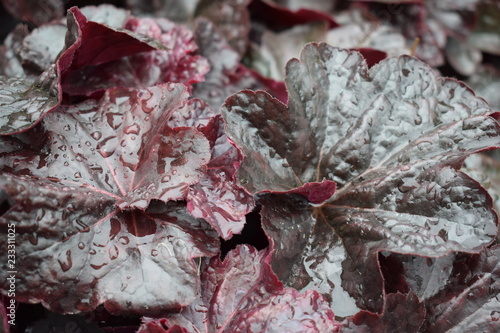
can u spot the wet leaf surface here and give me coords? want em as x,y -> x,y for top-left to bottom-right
159,245 -> 341,332
58,7 -> 171,98
195,0 -> 251,58
342,292 -> 425,333
222,43 -> 500,315
0,66 -> 59,135
1,0 -> 64,26
192,18 -> 263,112
187,116 -> 255,239
401,246 -> 500,332
0,83 -> 218,314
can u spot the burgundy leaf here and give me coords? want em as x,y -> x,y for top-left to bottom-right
125,0 -> 198,23
1,0 -> 64,26
420,246 -> 500,332
0,65 -> 59,135
259,0 -> 338,12
248,20 -> 329,82
0,24 -> 29,78
249,0 -> 338,31
57,7 -> 167,98
187,116 -> 255,239
222,43 -> 500,315
393,254 -> 455,301
138,318 -> 189,333
168,98 -> 215,129
18,22 -> 66,74
342,292 -> 425,333
79,4 -> 131,28
192,18 -> 263,112
163,245 -> 341,332
0,83 -> 218,314
195,0 -> 251,58
122,17 -> 209,88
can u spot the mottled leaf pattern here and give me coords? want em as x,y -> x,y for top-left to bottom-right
222,43 -> 500,315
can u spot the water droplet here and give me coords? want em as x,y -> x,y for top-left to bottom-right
57,250 -> 73,272
109,218 -> 121,240
108,245 -> 119,260
78,242 -> 85,249
74,172 -> 82,178
74,219 -> 90,233
63,125 -> 71,131
90,263 -> 107,270
91,131 -> 102,140
161,175 -> 171,183
59,145 -> 67,151
119,236 -> 130,245
89,249 -> 97,255
400,165 -> 411,171
97,136 -> 117,158
124,124 -> 140,135
28,233 -> 38,245
63,161 -> 69,166
172,170 -> 177,175
106,112 -> 123,129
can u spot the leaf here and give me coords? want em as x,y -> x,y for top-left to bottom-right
0,66 -> 60,135
187,115 -> 255,239
341,292 -> 425,333
18,22 -> 67,73
195,0 -> 251,58
0,83 -> 218,314
248,0 -> 338,31
466,65 -> 500,111
192,18 -> 263,112
57,7 -> 169,98
1,0 -> 64,26
248,21 -> 329,81
125,0 -> 199,23
0,23 -> 29,78
221,43 -> 500,315
138,318 -> 189,333
419,246 -> 500,332
161,245 -> 341,332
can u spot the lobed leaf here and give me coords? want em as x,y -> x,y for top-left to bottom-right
0,83 -> 217,314
222,43 -> 500,315
158,245 -> 340,332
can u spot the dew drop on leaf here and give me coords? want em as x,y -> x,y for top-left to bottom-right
108,245 -> 119,260
90,263 -> 107,270
57,249 -> 73,272
118,236 -> 130,245
28,233 -> 38,245
91,131 -> 102,140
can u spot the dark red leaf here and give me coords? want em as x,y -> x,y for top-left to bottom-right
0,65 -> 59,135
187,116 -> 255,239
0,83 -> 218,315
342,292 -> 425,333
222,43 -> 500,315
162,245 -> 341,332
420,246 -> 500,332
57,7 -> 170,98
195,0 -> 251,58
192,18 -> 264,112
1,0 -> 64,26
249,0 -> 338,30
